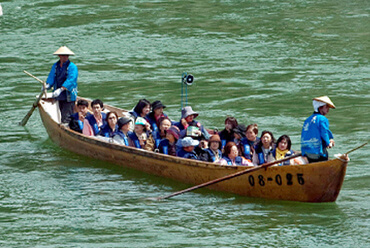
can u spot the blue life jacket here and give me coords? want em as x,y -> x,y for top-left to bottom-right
240,138 -> 252,160
146,112 -> 169,132
222,156 -> 243,165
70,112 -> 92,131
204,148 -> 222,162
151,130 -> 164,148
86,112 -> 107,136
128,132 -> 141,148
115,130 -> 133,146
177,148 -> 198,160
158,139 -> 170,155
98,124 -> 118,138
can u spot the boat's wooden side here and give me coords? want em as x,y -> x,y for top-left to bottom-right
38,99 -> 347,202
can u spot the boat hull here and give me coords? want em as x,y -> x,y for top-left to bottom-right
38,98 -> 347,202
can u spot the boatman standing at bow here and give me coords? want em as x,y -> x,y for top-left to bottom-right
301,96 -> 336,163
45,46 -> 78,123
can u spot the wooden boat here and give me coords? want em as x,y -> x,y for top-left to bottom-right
37,96 -> 348,202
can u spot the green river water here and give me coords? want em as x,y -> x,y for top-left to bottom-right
0,0 -> 369,247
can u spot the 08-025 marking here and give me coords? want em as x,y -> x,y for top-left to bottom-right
248,173 -> 305,187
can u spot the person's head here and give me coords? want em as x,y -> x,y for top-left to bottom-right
166,126 -> 180,143
260,130 -> 275,149
312,96 -> 335,115
117,117 -> 132,133
134,117 -> 147,134
209,134 -> 221,151
91,99 -> 104,115
246,124 -> 258,141
151,100 -> 166,117
277,135 -> 291,151
224,142 -> 239,160
76,99 -> 89,116
181,106 -> 199,123
181,137 -> 199,152
225,117 -> 238,131
53,46 -> 74,63
158,117 -> 171,133
133,99 -> 151,117
106,112 -> 118,129
233,125 -> 247,140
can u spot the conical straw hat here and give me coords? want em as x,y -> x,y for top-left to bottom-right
312,96 -> 336,109
53,46 -> 75,55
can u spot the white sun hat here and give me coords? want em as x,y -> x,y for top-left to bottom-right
312,96 -> 336,111
53,46 -> 75,56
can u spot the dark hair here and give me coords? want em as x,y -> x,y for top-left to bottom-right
77,99 -> 89,107
276,135 -> 291,150
106,111 -> 118,122
225,116 -> 238,130
133,99 -> 151,116
223,142 -> 238,156
255,130 -> 275,153
157,116 -> 171,130
246,123 -> 258,135
91,99 -> 104,108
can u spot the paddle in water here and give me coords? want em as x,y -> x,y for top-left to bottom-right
19,71 -> 48,126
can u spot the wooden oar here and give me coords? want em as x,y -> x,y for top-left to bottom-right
19,71 -> 48,126
23,70 -> 47,98
150,152 -> 302,201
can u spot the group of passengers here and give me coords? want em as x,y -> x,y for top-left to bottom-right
69,98 -> 302,166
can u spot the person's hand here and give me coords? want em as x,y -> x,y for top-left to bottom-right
181,118 -> 187,127
194,129 -> 202,136
42,83 -> 50,91
78,112 -> 85,121
328,139 -> 335,148
52,88 -> 63,98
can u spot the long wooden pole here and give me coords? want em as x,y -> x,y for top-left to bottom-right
19,71 -> 48,126
151,152 -> 302,201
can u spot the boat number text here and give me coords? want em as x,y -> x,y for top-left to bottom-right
248,173 -> 304,187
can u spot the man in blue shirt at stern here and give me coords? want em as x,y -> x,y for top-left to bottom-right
301,96 -> 336,163
46,46 -> 78,123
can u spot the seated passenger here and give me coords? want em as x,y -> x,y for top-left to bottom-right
129,117 -> 150,149
233,124 -> 247,156
239,124 -> 259,160
175,106 -> 210,140
218,116 -> 238,150
158,126 -> 180,156
69,99 -> 92,133
129,99 -> 151,119
98,112 -> 119,138
146,100 -> 169,132
252,130 -> 276,165
176,137 -> 199,160
113,117 -> 134,146
218,142 -> 253,166
145,117 -> 172,151
272,135 -> 295,166
199,134 -> 222,163
83,99 -> 107,136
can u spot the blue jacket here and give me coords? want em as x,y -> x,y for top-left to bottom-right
151,130 -> 165,148
145,112 -> 169,132
301,112 -> 333,158
98,124 -> 118,138
46,60 -> 78,101
240,138 -> 252,160
70,112 -> 92,132
177,148 -> 198,160
86,113 -> 107,136
221,156 -> 243,166
158,139 -> 177,156
201,148 -> 222,162
114,130 -> 134,146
